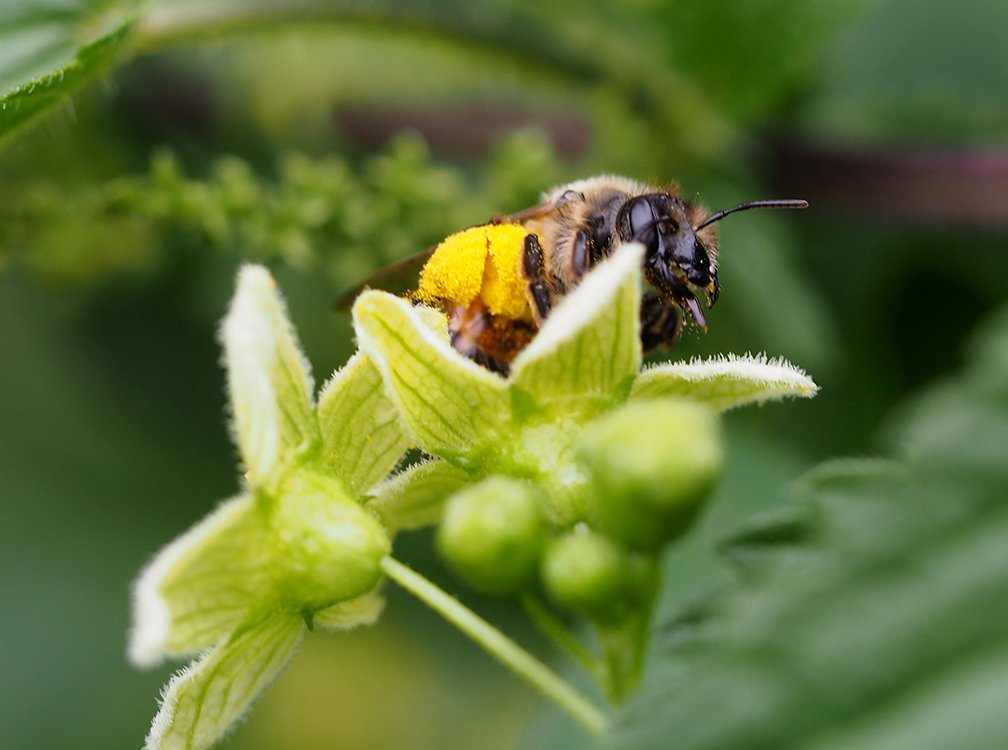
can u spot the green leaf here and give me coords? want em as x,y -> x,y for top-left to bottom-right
129,495 -> 273,667
367,458 -> 471,532
221,265 -> 316,489
794,0 -> 1008,144
630,354 -> 818,411
608,305 -> 1008,750
510,243 -> 642,405
145,613 -> 304,750
656,0 -> 872,120
352,290 -> 510,460
0,2 -> 141,144
316,352 -> 409,494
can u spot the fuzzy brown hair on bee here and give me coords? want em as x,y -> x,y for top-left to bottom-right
342,175 -> 807,374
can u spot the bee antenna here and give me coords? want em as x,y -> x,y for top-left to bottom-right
695,199 -> 808,231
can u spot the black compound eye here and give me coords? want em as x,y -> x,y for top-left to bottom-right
626,197 -> 663,256
628,197 -> 656,235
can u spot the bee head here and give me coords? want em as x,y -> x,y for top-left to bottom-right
617,194 -> 808,329
617,193 -> 718,328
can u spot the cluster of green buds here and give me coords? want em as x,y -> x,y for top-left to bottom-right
130,243 -> 817,749
355,242 -> 816,700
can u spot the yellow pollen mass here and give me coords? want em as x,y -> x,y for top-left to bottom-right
415,223 -> 534,321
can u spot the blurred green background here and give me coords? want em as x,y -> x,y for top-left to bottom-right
2,1 -> 1007,748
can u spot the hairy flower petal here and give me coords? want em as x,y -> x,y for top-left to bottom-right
510,243 -> 643,404
352,290 -> 510,458
317,352 -> 409,494
631,353 -> 819,411
221,265 -> 316,487
367,459 -> 471,532
145,614 -> 303,750
129,495 -> 272,668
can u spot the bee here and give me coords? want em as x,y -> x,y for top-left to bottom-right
344,175 -> 806,374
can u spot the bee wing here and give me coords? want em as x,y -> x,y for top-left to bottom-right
335,199 -> 555,311
334,246 -> 436,310
497,199 -> 558,224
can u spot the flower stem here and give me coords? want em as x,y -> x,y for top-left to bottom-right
380,556 -> 608,735
520,594 -> 606,684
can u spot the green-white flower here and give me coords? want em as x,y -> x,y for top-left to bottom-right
356,242 -> 817,539
129,266 -> 409,750
354,242 -> 817,700
131,244 -> 819,746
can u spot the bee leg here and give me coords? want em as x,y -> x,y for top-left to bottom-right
448,302 -> 487,356
472,348 -> 512,375
522,233 -> 556,324
448,301 -> 512,375
640,292 -> 683,353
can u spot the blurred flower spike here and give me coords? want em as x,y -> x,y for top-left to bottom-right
129,266 -> 409,750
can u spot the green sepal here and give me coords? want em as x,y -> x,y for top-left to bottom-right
313,587 -> 386,631
129,495 -> 272,667
367,459 -> 471,532
510,243 -> 643,406
145,613 -> 304,750
631,354 -> 818,411
352,290 -> 510,457
317,352 -> 409,494
221,265 -> 316,489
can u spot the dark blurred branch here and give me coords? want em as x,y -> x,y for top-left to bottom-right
336,103 -> 590,161
771,139 -> 1008,226
135,0 -> 737,161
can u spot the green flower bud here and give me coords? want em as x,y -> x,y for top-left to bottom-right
577,398 -> 723,551
541,528 -> 625,617
274,472 -> 391,611
436,476 -> 545,594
